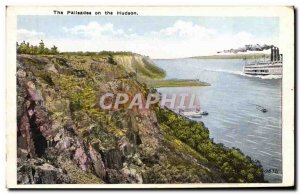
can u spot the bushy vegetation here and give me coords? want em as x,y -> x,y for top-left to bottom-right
61,51 -> 135,57
155,108 -> 265,183
17,40 -> 59,55
143,159 -> 213,183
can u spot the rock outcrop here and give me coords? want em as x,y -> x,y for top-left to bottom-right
17,158 -> 70,184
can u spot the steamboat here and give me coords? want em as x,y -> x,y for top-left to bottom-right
243,47 -> 282,76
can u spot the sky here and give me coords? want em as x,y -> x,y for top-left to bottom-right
17,16 -> 279,59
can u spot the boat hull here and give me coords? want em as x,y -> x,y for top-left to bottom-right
243,62 -> 282,76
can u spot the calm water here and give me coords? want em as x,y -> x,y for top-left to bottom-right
155,58 -> 282,183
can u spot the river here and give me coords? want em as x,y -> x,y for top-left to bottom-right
154,58 -> 282,183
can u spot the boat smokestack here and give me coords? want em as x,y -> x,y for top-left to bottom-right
271,47 -> 273,61
274,47 -> 278,62
280,54 -> 283,62
276,47 -> 280,61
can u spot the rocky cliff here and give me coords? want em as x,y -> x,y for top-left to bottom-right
16,53 -> 264,184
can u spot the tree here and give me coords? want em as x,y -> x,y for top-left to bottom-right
16,40 -> 59,55
50,45 -> 58,54
44,47 -> 50,54
38,40 -> 45,54
17,41 -> 28,54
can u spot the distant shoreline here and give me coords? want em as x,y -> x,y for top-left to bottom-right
191,54 -> 270,60
154,54 -> 270,60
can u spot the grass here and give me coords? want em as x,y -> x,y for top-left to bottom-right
142,58 -> 166,78
59,159 -> 104,184
133,62 -> 165,79
146,79 -> 210,88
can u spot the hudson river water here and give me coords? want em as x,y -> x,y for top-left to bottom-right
155,58 -> 282,183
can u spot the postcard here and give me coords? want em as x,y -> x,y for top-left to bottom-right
6,6 -> 294,188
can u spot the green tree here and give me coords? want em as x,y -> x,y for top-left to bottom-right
17,41 -> 28,54
16,40 -> 59,55
50,45 -> 58,54
38,40 -> 45,54
155,107 -> 265,183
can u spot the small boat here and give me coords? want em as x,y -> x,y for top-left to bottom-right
191,115 -> 202,118
181,111 -> 202,118
200,111 -> 209,115
257,107 -> 268,113
261,108 -> 268,113
255,105 -> 268,113
248,103 -> 268,113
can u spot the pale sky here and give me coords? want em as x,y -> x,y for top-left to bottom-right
17,16 -> 279,59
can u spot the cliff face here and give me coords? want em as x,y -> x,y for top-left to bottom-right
16,53 -> 264,184
113,54 -> 166,79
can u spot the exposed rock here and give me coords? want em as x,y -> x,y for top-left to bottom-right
121,165 -> 143,184
17,159 -> 70,184
103,149 -> 123,170
33,163 -> 70,184
88,145 -> 106,180
74,147 -> 89,171
45,63 -> 58,74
